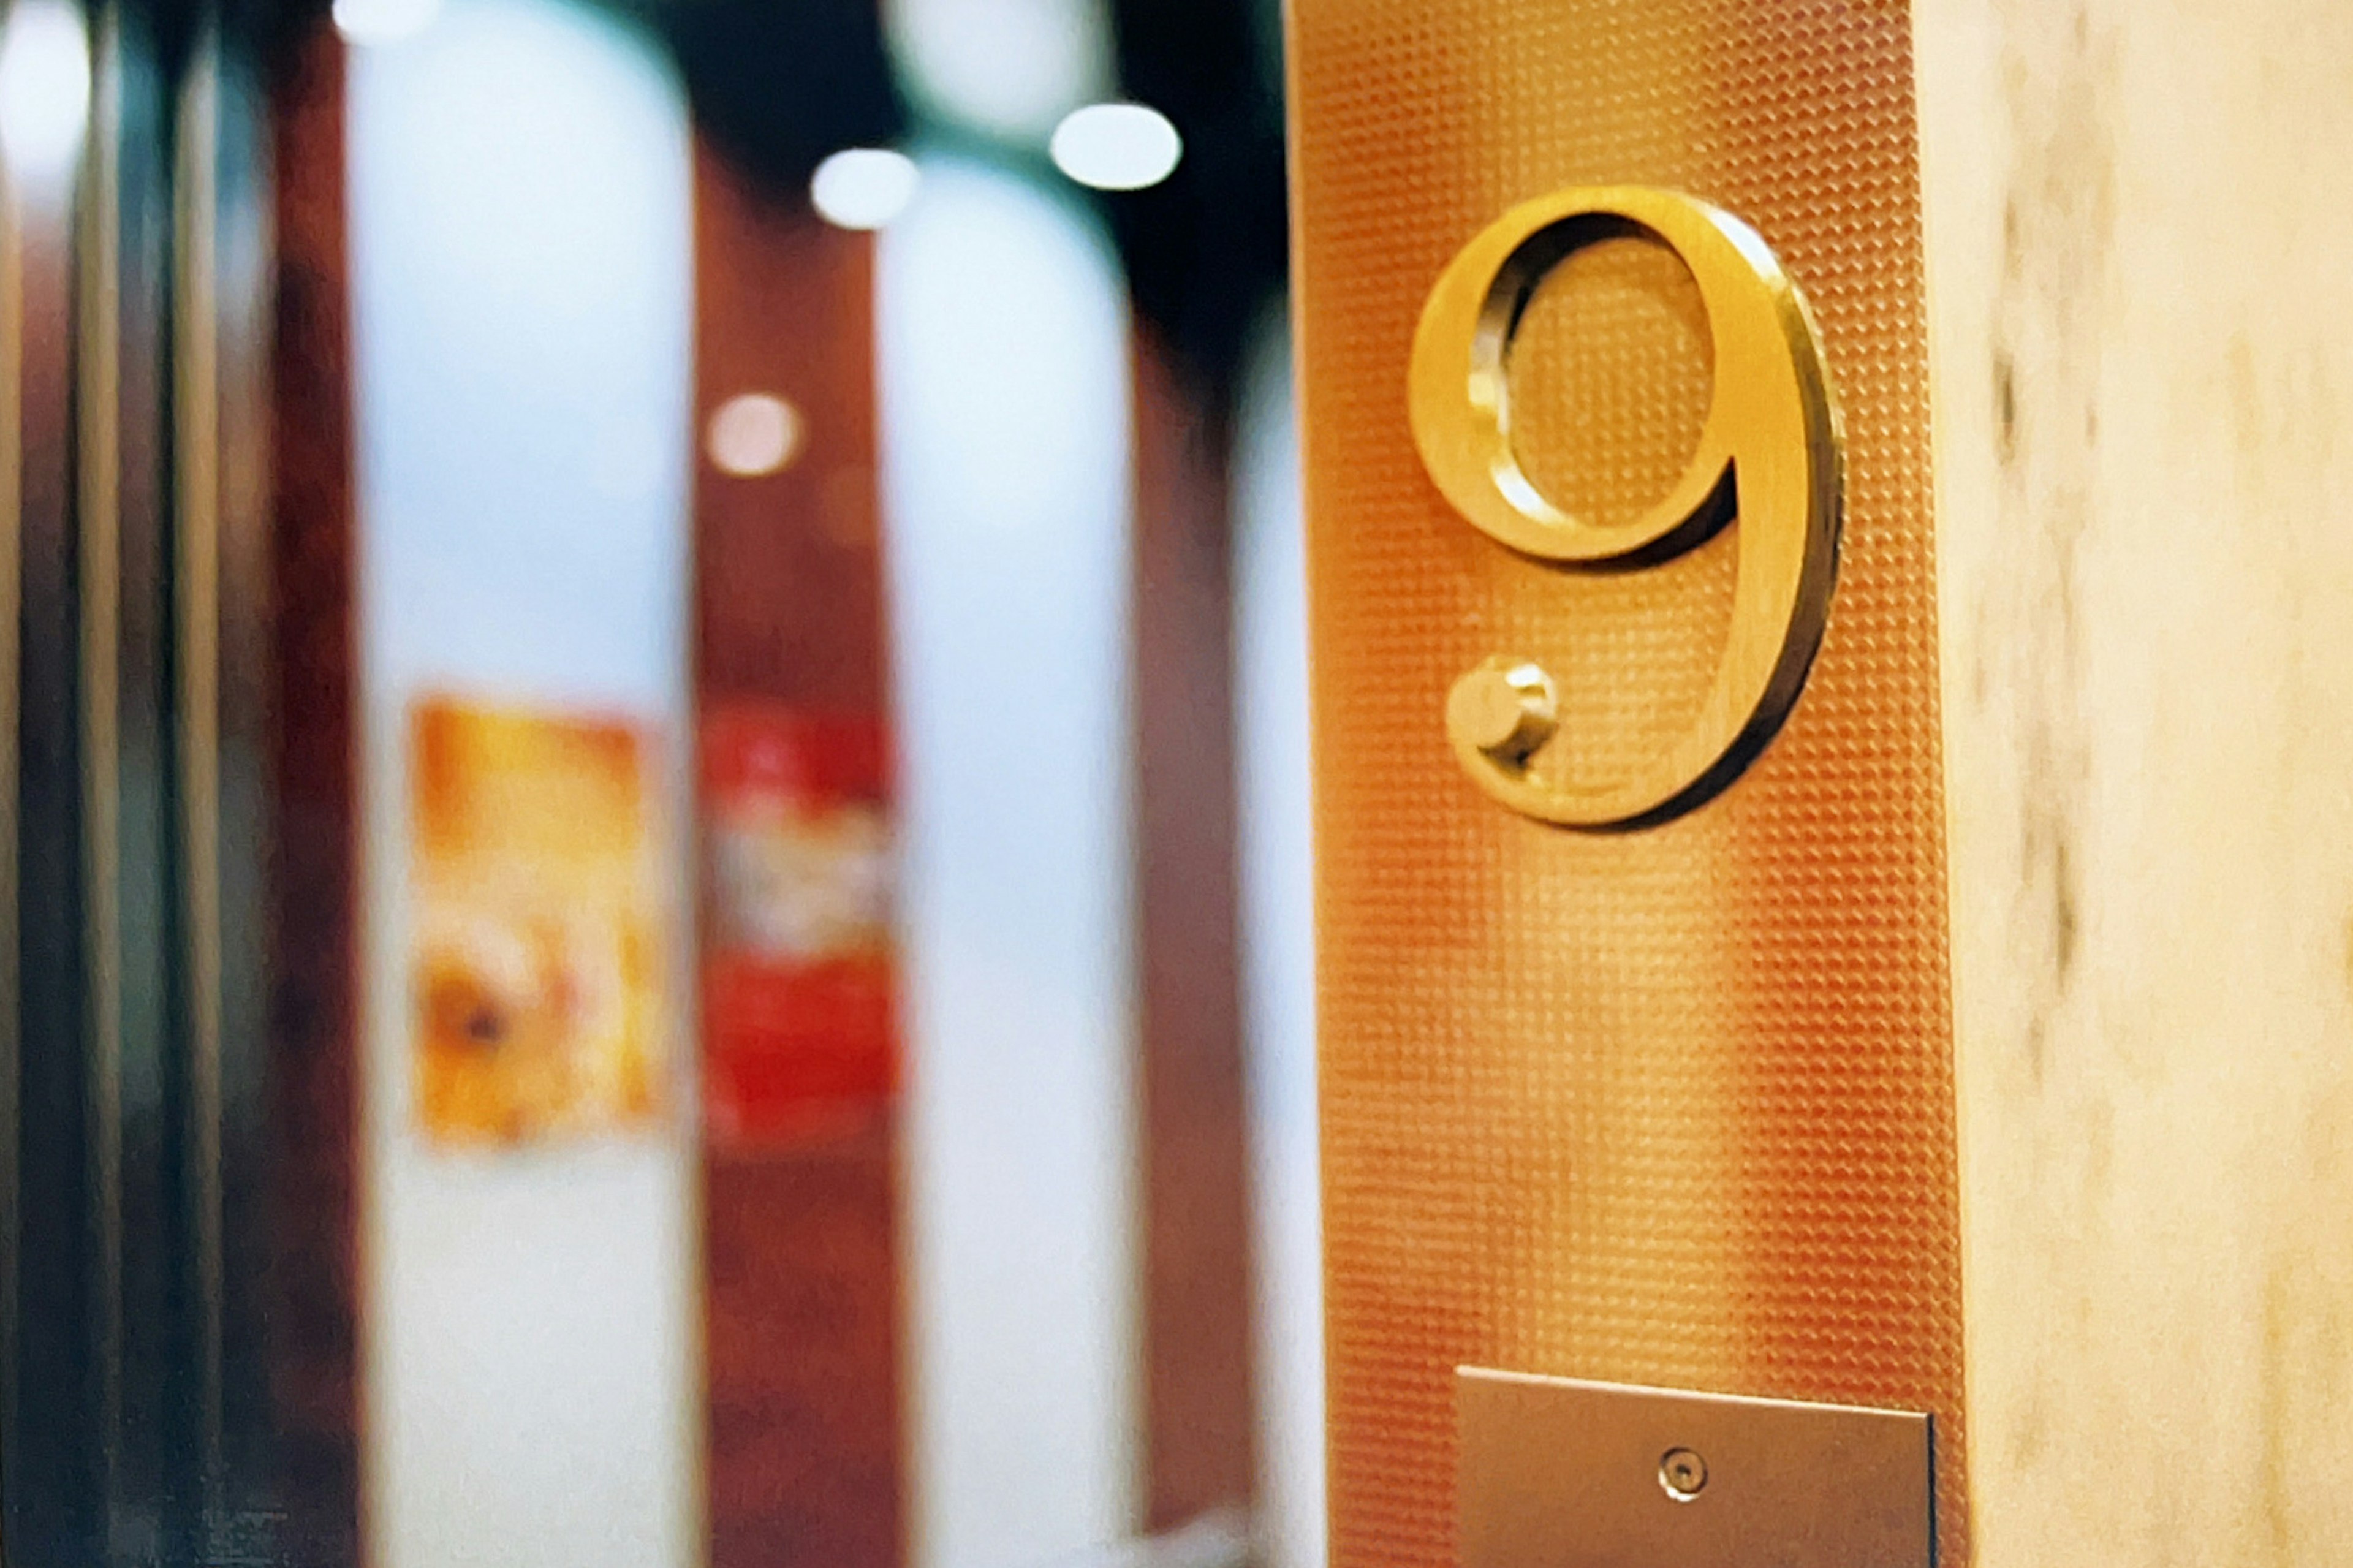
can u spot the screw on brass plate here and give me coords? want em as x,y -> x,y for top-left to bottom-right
1658,1447 -> 1708,1502
1447,658 -> 1559,768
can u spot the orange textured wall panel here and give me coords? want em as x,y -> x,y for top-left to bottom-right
1284,2 -> 1965,1564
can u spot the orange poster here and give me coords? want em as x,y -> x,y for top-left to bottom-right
408,696 -> 667,1146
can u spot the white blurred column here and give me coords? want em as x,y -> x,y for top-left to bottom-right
1233,311 -> 1324,1568
346,4 -> 695,1565
877,155 -> 1140,1568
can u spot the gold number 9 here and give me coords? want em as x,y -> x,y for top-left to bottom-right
1409,185 -> 1843,830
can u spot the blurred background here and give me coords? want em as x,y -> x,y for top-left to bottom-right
0,1 -> 1317,1565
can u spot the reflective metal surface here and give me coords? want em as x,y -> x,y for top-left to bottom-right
1,4 -> 277,1560
1458,1367 -> 1932,1568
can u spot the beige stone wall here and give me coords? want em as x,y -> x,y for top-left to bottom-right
1919,4 -> 2353,1561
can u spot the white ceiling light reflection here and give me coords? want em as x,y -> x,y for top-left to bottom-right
706,392 -> 803,477
1050,102 -> 1181,191
0,0 -> 90,187
332,0 -> 442,45
811,146 -> 920,230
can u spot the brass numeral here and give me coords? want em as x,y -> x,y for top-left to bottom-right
1411,186 -> 1843,830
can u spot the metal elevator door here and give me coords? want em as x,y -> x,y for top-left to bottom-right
1,4 -> 275,1562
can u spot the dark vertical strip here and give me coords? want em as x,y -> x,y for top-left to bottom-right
178,23 -> 281,1558
203,32 -> 282,1565
1131,338 -> 1258,1536
77,10 -> 127,1550
100,9 -> 194,1557
10,37 -> 99,1568
265,23 -> 361,1568
0,100 -> 23,1568
692,141 -> 904,1568
173,36 -> 228,1551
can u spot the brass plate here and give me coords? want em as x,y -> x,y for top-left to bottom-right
1458,1367 -> 1933,1568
